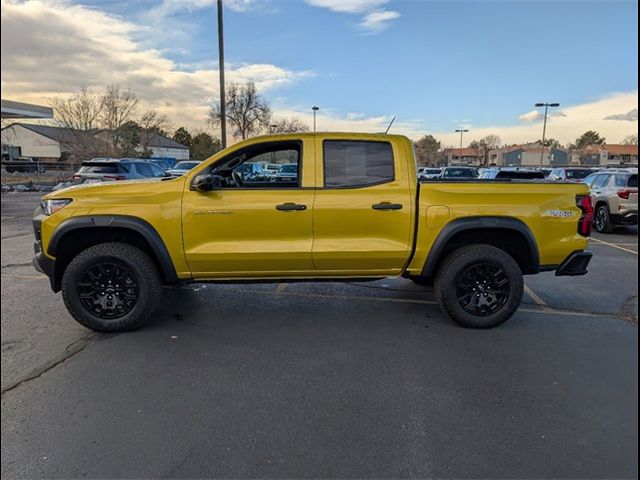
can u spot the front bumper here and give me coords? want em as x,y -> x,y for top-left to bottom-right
555,250 -> 592,276
33,208 -> 58,291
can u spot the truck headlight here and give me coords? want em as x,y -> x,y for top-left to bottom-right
41,199 -> 73,216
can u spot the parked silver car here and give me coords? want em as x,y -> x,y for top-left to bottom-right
72,158 -> 166,183
583,170 -> 638,233
165,160 -> 201,176
548,167 -> 593,183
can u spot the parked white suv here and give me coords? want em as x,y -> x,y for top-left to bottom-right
583,170 -> 638,233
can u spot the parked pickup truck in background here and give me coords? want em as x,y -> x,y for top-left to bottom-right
33,133 -> 594,332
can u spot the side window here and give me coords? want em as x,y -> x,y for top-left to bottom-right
323,140 -> 394,188
614,175 -> 627,187
211,142 -> 301,188
593,175 -> 609,189
583,173 -> 597,187
135,163 -> 153,176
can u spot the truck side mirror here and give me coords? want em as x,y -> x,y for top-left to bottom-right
193,174 -> 222,192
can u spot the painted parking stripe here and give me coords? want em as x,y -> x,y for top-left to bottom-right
1,233 -> 33,240
524,284 -> 548,307
1,274 -> 47,280
590,237 -> 638,255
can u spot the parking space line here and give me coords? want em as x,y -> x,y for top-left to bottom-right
590,237 -> 638,255
1,233 -> 33,240
275,283 -> 288,294
524,284 -> 548,307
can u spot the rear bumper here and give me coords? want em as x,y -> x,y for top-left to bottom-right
555,250 -> 592,276
612,211 -> 638,225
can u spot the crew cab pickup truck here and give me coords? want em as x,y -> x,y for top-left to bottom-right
33,133 -> 593,332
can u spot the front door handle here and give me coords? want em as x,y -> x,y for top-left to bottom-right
276,203 -> 307,211
372,202 -> 403,210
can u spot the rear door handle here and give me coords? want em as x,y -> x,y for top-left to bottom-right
276,203 -> 307,211
372,202 -> 403,210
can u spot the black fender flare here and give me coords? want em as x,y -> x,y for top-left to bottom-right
421,216 -> 540,277
48,215 -> 178,283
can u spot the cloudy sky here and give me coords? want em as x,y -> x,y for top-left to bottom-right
1,0 -> 638,146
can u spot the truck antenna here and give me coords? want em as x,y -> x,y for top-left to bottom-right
384,116 -> 396,134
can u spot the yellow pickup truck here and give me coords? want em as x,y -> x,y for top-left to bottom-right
33,133 -> 594,332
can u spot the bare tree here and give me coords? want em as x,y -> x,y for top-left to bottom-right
138,110 -> 171,153
209,82 -> 271,140
470,134 -> 501,166
101,84 -> 138,149
269,117 -> 309,134
49,87 -> 109,160
622,133 -> 638,145
50,87 -> 102,131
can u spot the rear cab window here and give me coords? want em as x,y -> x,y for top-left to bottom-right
323,140 -> 394,188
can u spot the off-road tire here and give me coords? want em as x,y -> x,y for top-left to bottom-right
594,205 -> 615,233
62,242 -> 162,332
434,245 -> 523,328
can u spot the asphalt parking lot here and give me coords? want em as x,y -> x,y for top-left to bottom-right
1,192 -> 638,478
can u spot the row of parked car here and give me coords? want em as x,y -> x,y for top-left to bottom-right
71,157 -> 299,184
417,165 -> 638,233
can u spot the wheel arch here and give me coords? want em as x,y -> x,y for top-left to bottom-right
48,216 -> 178,291
421,216 -> 540,277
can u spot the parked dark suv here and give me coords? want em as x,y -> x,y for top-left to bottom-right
72,158 -> 166,183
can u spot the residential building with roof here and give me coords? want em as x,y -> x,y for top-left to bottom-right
1,123 -> 189,162
442,147 -> 481,166
488,143 -> 570,167
576,144 -> 638,166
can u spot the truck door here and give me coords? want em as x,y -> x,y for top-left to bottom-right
182,139 -> 315,277
312,138 -> 414,275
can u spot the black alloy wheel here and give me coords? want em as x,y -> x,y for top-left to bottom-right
455,262 -> 510,317
77,261 -> 139,319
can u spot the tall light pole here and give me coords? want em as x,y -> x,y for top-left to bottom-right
534,102 -> 560,166
454,128 -> 469,166
217,0 -> 227,149
312,105 -> 319,132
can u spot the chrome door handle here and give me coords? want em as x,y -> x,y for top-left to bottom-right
276,203 -> 307,211
372,202 -> 403,210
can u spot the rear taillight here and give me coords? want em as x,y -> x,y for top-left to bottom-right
72,175 -> 80,180
617,189 -> 637,199
104,175 -> 126,181
576,195 -> 593,237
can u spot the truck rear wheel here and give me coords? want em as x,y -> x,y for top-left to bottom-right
434,245 -> 523,328
61,242 -> 162,332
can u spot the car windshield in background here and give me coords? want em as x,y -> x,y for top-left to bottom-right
565,169 -> 593,179
444,168 -> 476,178
174,162 -> 199,170
279,165 -> 297,173
78,163 -> 126,174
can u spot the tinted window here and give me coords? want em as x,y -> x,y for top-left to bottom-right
628,174 -> 638,187
323,141 -> 394,187
496,170 -> 545,179
443,167 -> 477,178
565,169 -> 592,179
135,163 -> 154,176
582,173 -> 598,187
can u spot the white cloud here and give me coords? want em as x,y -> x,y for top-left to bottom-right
150,0 -> 255,18
305,0 -> 388,14
604,108 -> 638,121
305,0 -> 399,34
519,110 -> 542,123
359,10 -> 400,34
0,0 -> 311,129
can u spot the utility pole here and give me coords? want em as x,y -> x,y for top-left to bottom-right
217,0 -> 227,149
454,128 -> 469,166
534,102 -> 559,166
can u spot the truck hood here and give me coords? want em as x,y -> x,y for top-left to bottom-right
44,177 -> 182,200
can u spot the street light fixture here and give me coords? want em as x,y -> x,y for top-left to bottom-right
534,102 -> 560,166
454,128 -> 469,166
312,105 -> 319,132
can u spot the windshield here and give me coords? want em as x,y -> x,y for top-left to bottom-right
444,168 -> 476,178
565,169 -> 592,179
279,165 -> 297,174
174,162 -> 198,170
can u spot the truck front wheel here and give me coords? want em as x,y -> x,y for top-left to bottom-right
434,245 -> 523,328
61,242 -> 162,332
